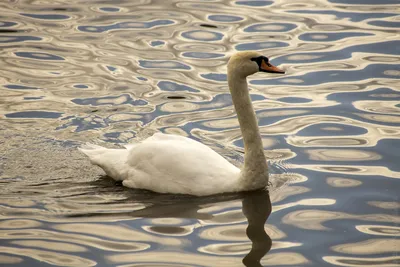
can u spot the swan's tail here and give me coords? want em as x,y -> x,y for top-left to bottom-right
78,143 -> 107,158
79,143 -> 129,180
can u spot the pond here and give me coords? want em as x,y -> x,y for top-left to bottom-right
0,0 -> 399,266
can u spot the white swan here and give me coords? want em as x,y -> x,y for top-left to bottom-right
79,51 -> 285,196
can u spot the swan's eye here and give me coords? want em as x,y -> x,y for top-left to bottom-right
251,56 -> 269,68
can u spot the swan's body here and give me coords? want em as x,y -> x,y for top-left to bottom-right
79,51 -> 285,196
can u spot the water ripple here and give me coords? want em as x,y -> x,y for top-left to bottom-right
289,10 -> 398,22
78,20 -> 176,33
181,30 -> 224,42
0,35 -> 42,43
244,23 -> 297,32
139,60 -> 191,70
0,0 -> 399,266
20,13 -> 70,20
14,52 -> 65,61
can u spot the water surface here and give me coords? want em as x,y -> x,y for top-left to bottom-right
0,0 -> 399,266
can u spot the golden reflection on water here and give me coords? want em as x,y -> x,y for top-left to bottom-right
326,177 -> 362,187
356,225 -> 400,237
306,149 -> 382,161
1,0 -> 400,266
283,209 -> 400,231
368,201 -> 400,210
332,239 -> 400,255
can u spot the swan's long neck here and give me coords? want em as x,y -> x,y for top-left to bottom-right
228,73 -> 269,190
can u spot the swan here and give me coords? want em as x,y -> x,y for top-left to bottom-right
79,51 -> 285,196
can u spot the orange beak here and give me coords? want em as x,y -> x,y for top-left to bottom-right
260,59 -> 285,74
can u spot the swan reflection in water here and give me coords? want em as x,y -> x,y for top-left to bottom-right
67,179 -> 272,266
242,190 -> 272,267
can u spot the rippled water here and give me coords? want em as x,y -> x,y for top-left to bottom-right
1,0 -> 399,266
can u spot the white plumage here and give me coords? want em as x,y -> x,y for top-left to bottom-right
79,51 -> 285,196
80,133 -> 240,195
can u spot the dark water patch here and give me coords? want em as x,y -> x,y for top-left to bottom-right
78,20 -> 175,33
368,20 -> 400,28
137,76 -> 148,81
104,132 -> 121,138
5,111 -> 62,119
299,32 -> 373,42
252,64 -> 400,86
51,8 -> 69,11
297,123 -> 368,136
244,23 -> 297,32
158,81 -> 199,92
20,13 -> 70,20
106,66 -> 117,71
150,40 -> 165,46
72,94 -> 147,106
24,96 -> 44,100
278,97 -> 312,103
0,21 -> 18,27
182,51 -> 224,59
0,29 -> 21,33
0,35 -> 42,43
200,73 -> 227,82
167,96 -> 186,99
208,15 -> 244,22
149,226 -> 187,235
235,0 -> 273,7
74,84 -> 89,89
374,139 -> 400,172
37,7 -> 80,12
4,84 -> 39,90
199,24 -> 218,28
272,40 -> 400,64
235,41 -> 289,51
14,51 -> 65,61
289,10 -> 398,22
181,30 -> 224,41
139,60 -> 191,70
99,7 -> 121,12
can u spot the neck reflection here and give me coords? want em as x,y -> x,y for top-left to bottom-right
242,190 -> 272,267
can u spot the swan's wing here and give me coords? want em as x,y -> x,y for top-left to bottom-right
123,133 -> 241,195
151,133 -> 244,167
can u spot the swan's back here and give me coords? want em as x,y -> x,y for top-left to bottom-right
80,133 -> 241,196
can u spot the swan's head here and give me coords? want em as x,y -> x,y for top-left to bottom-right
227,51 -> 285,78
